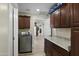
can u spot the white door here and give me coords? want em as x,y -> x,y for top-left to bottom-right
13,8 -> 18,56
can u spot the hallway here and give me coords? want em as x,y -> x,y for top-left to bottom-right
18,3 -> 51,56
19,35 -> 45,56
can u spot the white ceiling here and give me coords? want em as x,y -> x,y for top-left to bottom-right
18,3 -> 54,15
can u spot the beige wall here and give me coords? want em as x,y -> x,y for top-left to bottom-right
0,3 -> 18,56
0,4 -> 9,55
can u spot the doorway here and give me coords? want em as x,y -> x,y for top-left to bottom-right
34,21 -> 44,37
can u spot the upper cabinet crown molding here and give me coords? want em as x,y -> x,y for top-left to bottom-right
49,3 -> 63,14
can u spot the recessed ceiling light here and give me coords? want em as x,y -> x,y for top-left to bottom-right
36,9 -> 40,12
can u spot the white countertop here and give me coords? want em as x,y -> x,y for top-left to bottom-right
44,36 -> 71,52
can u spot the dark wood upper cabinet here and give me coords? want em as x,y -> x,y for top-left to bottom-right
50,3 -> 79,28
71,4 -> 79,27
25,16 -> 30,28
54,9 -> 61,28
19,16 -> 30,29
19,16 -> 25,29
60,4 -> 71,28
50,4 -> 71,28
50,13 -> 54,28
50,9 -> 60,28
60,3 -> 79,27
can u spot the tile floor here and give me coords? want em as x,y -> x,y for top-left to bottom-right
19,35 -> 45,56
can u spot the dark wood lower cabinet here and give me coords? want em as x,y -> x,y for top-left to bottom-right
45,27 -> 79,56
44,39 -> 69,56
44,39 -> 52,56
71,27 -> 79,56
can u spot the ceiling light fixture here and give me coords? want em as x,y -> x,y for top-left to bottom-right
36,9 -> 40,12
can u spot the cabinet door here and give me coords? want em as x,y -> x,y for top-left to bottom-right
54,9 -> 61,28
44,39 -> 53,56
71,27 -> 79,56
52,49 -> 62,56
45,39 -> 69,56
50,9 -> 60,28
19,16 -> 26,29
60,4 -> 71,28
50,13 -> 55,28
25,16 -> 30,28
72,4 -> 79,27
19,16 -> 30,29
51,42 -> 69,56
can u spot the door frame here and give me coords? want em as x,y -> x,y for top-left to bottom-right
13,8 -> 18,56
8,4 -> 18,56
